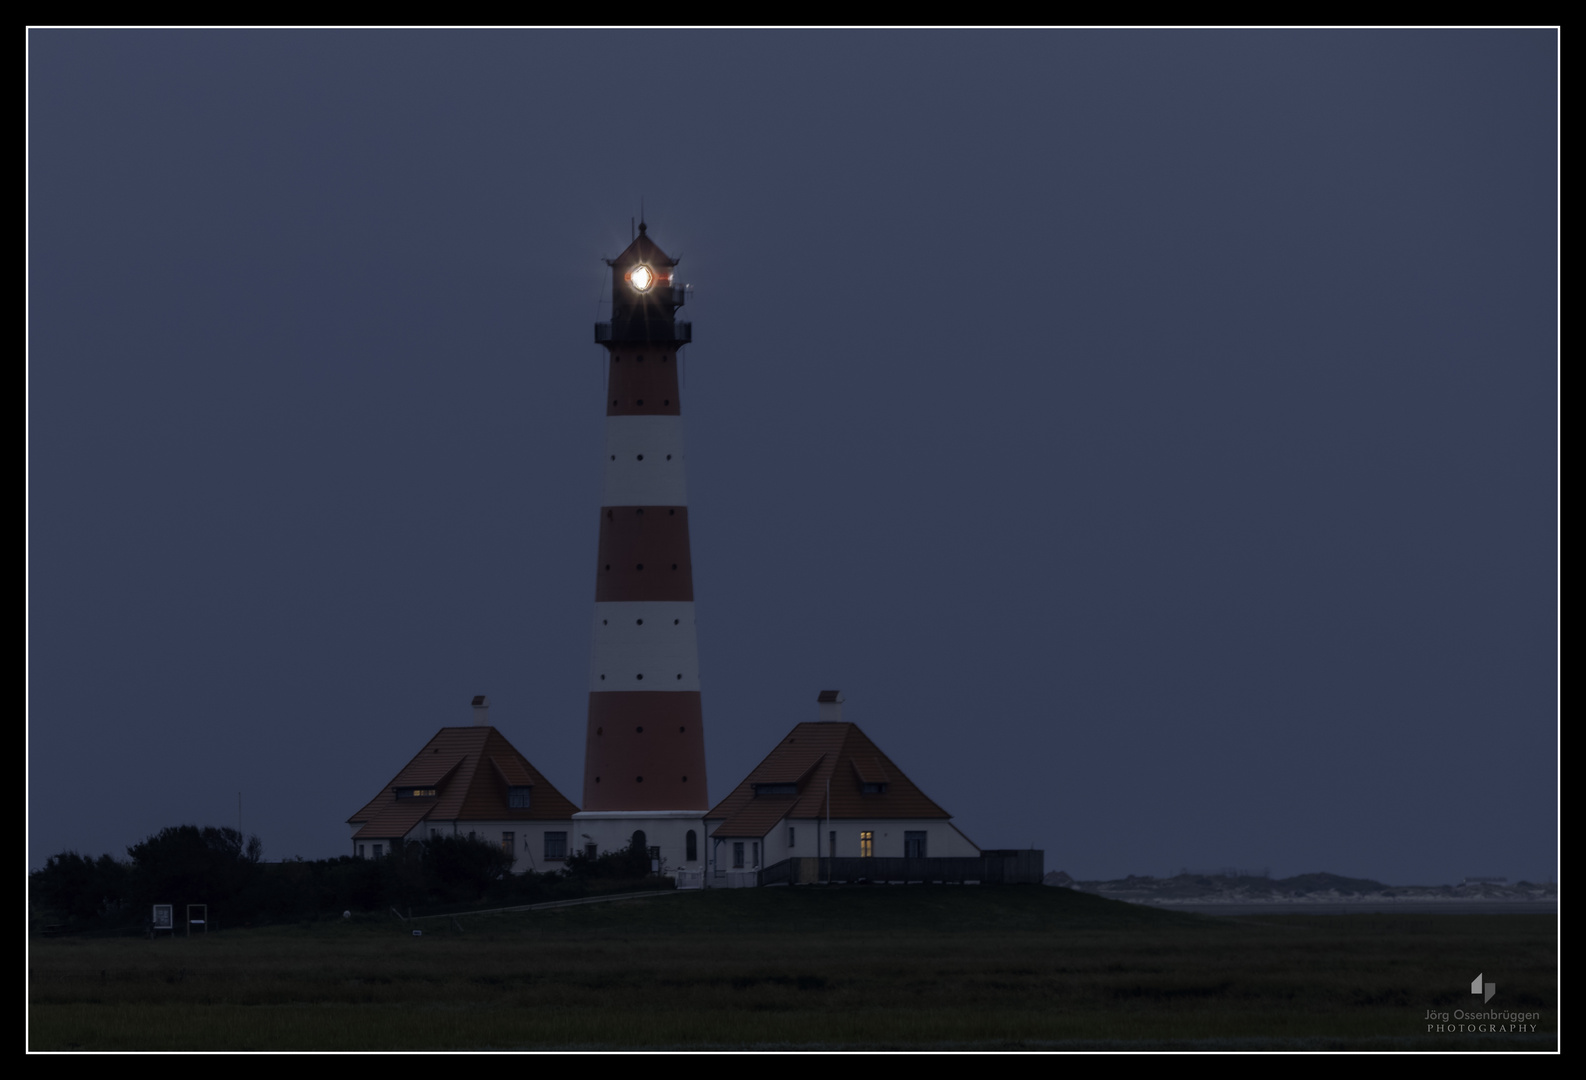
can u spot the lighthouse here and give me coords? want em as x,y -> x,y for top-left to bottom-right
571,221 -> 707,877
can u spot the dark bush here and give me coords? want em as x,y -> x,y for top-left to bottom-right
32,824 -> 670,932
126,825 -> 262,917
31,852 -> 130,926
416,834 -> 514,902
563,834 -> 652,881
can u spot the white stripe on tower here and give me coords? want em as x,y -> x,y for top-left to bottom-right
601,415 -> 688,507
589,601 -> 701,692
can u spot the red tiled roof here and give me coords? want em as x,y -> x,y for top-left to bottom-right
488,753 -> 537,787
752,750 -> 825,785
348,726 -> 579,839
851,756 -> 890,785
707,722 -> 951,839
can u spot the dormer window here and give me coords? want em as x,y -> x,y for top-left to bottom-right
508,786 -> 532,809
862,782 -> 888,795
394,787 -> 437,799
752,782 -> 798,796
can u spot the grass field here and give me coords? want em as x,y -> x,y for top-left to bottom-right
28,885 -> 1557,1051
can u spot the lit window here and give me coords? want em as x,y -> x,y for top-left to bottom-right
859,831 -> 873,858
545,832 -> 568,860
501,831 -> 514,856
395,787 -> 437,799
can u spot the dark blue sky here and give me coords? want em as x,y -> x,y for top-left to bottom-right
28,30 -> 1557,883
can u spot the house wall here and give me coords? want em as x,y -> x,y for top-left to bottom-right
705,817 -> 979,874
350,819 -> 579,874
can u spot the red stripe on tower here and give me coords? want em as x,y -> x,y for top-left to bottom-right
584,222 -> 707,812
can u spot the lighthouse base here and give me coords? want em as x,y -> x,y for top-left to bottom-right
570,810 -> 707,881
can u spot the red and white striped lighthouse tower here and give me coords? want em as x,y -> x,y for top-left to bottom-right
572,222 -> 707,873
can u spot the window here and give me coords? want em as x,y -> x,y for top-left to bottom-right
733,842 -> 745,869
753,782 -> 798,795
501,831 -> 514,856
358,844 -> 365,858
508,786 -> 532,809
859,831 -> 874,858
373,843 -> 384,858
395,787 -> 437,799
685,829 -> 697,862
905,831 -> 927,858
862,782 -> 888,794
752,842 -> 760,867
545,832 -> 568,860
585,843 -> 598,860
788,826 -> 796,848
829,831 -> 836,858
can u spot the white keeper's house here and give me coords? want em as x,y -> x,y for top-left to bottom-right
347,696 -> 579,873
703,691 -> 980,879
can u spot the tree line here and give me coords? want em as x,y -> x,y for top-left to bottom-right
30,825 -> 665,933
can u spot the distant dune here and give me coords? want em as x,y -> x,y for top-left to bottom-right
1043,870 -> 1556,905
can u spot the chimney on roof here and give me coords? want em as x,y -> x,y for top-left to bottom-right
471,695 -> 490,726
816,689 -> 843,723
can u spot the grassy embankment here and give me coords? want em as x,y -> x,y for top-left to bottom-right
28,885 -> 1557,1051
